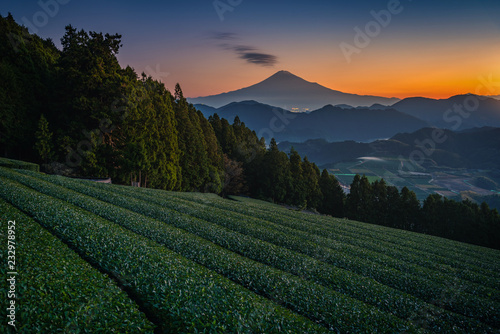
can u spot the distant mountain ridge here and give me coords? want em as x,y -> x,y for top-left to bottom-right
196,100 -> 428,143
188,71 -> 400,110
334,103 -> 392,110
191,71 -> 500,142
278,127 -> 500,169
390,94 -> 500,130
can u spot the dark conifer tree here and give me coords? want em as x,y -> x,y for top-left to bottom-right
385,185 -> 401,228
172,85 -> 212,191
261,138 -> 290,203
34,114 -> 54,164
400,186 -> 421,231
302,157 -> 321,209
198,110 -> 223,193
346,175 -> 373,222
288,147 -> 306,206
372,179 -> 388,225
421,194 -> 443,234
222,154 -> 245,196
318,169 -> 345,217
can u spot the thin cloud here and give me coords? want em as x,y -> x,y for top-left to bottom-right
210,31 -> 278,67
233,45 -> 255,53
238,52 -> 277,67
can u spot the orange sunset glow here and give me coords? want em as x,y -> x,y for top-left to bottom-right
177,32 -> 500,100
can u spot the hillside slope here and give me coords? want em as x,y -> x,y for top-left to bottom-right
1,167 -> 499,332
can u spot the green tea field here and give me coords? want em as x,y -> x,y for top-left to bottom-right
1,166 -> 499,333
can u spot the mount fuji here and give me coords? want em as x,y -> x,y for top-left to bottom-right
188,71 -> 400,110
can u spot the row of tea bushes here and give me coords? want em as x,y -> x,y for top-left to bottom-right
0,176 -> 326,333
0,198 -> 154,333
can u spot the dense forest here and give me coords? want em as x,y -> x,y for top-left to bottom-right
1,14 -> 498,249
1,13 -> 223,191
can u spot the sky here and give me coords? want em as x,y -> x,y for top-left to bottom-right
4,0 -> 500,99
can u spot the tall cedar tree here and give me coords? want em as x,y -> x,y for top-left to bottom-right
222,154 -> 245,196
174,84 -> 211,191
261,138 -> 291,203
34,114 -> 54,164
117,75 -> 181,189
198,110 -> 224,193
288,147 -> 306,206
57,25 -> 124,176
346,175 -> 373,222
318,169 -> 345,217
302,157 -> 322,209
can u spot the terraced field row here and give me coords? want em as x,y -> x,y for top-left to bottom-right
0,158 -> 39,172
73,177 -> 498,328
110,184 -> 500,299
0,168 -> 411,332
0,175 -> 325,333
0,198 -> 154,333
227,195 -> 500,268
1,167 -> 499,332
171,190 -> 500,275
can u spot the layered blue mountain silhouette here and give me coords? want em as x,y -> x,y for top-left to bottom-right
196,100 -> 428,142
391,95 -> 500,130
192,71 -> 500,142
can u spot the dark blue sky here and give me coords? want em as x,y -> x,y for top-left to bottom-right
4,0 -> 500,98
